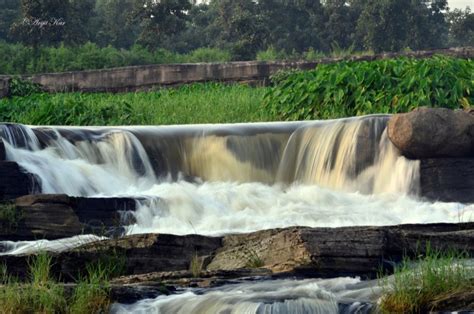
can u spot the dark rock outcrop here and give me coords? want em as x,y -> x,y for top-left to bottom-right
0,139 -> 5,160
420,158 -> 474,203
387,107 -> 474,159
209,223 -> 474,278
0,194 -> 137,241
2,223 -> 473,281
0,161 -> 39,201
429,288 -> 474,312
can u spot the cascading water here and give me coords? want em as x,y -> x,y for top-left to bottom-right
111,277 -> 382,314
0,117 -> 471,238
2,117 -> 473,313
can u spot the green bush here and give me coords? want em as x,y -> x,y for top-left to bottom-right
0,41 -> 234,75
264,56 -> 474,120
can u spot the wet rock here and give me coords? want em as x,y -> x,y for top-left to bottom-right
55,233 -> 223,281
0,161 -> 39,201
0,139 -> 5,160
429,288 -> 474,312
2,223 -> 474,282
0,194 -> 137,241
420,158 -> 474,203
111,268 -> 272,289
387,107 -> 474,159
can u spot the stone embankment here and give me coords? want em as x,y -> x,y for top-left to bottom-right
0,47 -> 472,96
387,107 -> 474,203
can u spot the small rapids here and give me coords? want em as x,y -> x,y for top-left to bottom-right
111,277 -> 381,314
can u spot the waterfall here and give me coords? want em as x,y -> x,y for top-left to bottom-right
1,115 -> 418,195
2,117 -> 470,236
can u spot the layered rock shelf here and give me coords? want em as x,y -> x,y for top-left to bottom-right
0,194 -> 137,241
2,223 -> 473,281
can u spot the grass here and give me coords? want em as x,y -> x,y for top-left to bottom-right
0,252 -> 115,313
0,83 -> 272,126
244,248 -> 264,268
189,252 -> 203,278
378,245 -> 474,313
0,203 -> 23,231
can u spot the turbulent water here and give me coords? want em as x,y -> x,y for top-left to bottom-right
1,117 -> 472,239
1,117 -> 473,313
111,277 -> 382,314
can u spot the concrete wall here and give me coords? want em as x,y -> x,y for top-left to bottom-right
0,76 -> 10,98
27,61 -> 318,93
0,47 -> 471,95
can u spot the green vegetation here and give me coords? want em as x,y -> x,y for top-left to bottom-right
189,253 -> 203,278
0,203 -> 23,231
379,247 -> 474,313
2,57 -> 473,126
264,56 -> 474,121
0,252 -> 114,314
0,83 -> 271,126
0,42 -> 233,75
244,248 -> 264,268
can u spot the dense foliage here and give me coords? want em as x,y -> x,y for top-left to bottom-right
264,56 -> 474,120
0,83 -> 271,125
0,0 -> 473,73
0,42 -> 231,74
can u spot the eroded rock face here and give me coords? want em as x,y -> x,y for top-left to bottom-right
0,194 -> 137,241
387,107 -> 474,159
420,158 -> 474,203
4,223 -> 474,282
0,161 -> 39,200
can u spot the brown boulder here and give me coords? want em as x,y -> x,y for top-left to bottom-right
387,107 -> 474,159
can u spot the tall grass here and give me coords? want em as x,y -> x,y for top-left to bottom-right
0,83 -> 272,126
0,252 -> 115,313
379,246 -> 473,313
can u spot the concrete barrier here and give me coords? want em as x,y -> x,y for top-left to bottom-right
0,47 -> 472,95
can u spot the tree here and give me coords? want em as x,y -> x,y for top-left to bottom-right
447,8 -> 474,47
258,0 -> 326,53
132,0 -> 192,49
93,0 -> 139,48
212,0 -> 268,60
356,0 -> 449,52
0,0 -> 21,42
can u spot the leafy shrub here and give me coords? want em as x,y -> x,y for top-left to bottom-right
185,47 -> 232,63
264,56 -> 474,120
9,77 -> 42,97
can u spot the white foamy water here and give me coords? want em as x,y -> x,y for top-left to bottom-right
128,182 -> 473,236
0,120 -> 472,240
0,235 -> 106,256
111,277 -> 381,314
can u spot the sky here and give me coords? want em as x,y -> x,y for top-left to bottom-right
449,0 -> 472,9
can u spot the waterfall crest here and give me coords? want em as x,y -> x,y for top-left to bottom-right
1,115 -> 419,196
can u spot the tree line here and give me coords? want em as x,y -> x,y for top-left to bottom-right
0,0 -> 472,63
